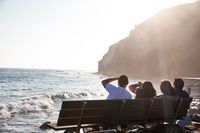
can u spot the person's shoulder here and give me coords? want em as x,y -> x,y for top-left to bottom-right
183,90 -> 189,94
178,90 -> 189,97
182,90 -> 189,97
125,89 -> 132,98
136,88 -> 143,94
105,83 -> 117,93
106,83 -> 116,88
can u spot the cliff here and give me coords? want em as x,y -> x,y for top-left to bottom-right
98,1 -> 200,80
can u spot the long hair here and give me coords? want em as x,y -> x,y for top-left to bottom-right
160,80 -> 175,96
135,81 -> 156,98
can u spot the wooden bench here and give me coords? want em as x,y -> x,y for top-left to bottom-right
148,97 -> 192,123
46,98 -> 192,133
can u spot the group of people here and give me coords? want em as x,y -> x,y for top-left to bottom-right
101,75 -> 189,100
101,75 -> 191,129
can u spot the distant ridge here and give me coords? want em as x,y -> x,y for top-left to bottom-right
98,1 -> 200,80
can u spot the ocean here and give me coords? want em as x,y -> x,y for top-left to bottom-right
0,68 -> 199,133
0,68 -> 107,133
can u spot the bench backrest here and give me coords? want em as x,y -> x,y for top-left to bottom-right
149,98 -> 179,122
57,98 -> 192,127
175,97 -> 192,119
117,99 -> 152,124
57,99 -> 152,126
148,97 -> 192,122
57,100 -> 122,126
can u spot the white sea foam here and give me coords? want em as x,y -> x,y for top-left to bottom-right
51,90 -> 105,101
0,90 -> 106,120
0,96 -> 54,119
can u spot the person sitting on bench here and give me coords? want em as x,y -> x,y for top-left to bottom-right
173,78 -> 191,128
156,80 -> 177,99
101,75 -> 132,100
129,81 -> 156,98
173,78 -> 189,98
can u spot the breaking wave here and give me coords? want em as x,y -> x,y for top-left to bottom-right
51,91 -> 105,101
0,95 -> 54,119
0,90 -> 106,119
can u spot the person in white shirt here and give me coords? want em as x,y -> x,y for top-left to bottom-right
101,75 -> 132,100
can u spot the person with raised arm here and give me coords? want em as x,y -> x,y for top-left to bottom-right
129,81 -> 156,98
102,75 -> 132,100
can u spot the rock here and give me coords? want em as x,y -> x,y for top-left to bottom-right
98,1 -> 200,80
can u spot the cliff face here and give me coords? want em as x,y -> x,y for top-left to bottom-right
98,1 -> 200,79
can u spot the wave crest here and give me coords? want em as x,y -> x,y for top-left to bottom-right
0,96 -> 54,119
51,91 -> 105,101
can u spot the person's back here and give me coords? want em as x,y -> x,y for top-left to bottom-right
156,80 -> 177,99
129,81 -> 156,99
102,75 -> 132,100
173,78 -> 189,98
173,78 -> 191,128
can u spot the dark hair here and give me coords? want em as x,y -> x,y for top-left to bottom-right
160,80 -> 175,96
174,78 -> 184,90
118,75 -> 129,88
142,81 -> 156,98
135,81 -> 156,98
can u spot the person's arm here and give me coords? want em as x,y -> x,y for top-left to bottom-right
129,83 -> 140,94
101,77 -> 119,88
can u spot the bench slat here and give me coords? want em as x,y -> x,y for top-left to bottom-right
59,108 -> 119,117
61,100 -> 122,109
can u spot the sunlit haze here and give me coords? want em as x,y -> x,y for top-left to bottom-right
0,0 -> 197,71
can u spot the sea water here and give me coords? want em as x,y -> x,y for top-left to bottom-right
0,68 -> 107,133
0,68 -> 199,133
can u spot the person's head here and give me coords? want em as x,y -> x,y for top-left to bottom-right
160,80 -> 175,96
118,75 -> 129,88
142,81 -> 156,97
174,78 -> 184,91
142,81 -> 153,90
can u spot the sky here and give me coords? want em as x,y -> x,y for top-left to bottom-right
0,0 -> 197,71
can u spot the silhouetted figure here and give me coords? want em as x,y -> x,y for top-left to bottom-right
160,80 -> 175,95
173,78 -> 191,128
157,80 -> 177,98
157,80 -> 176,96
129,81 -> 156,98
101,75 -> 132,100
174,78 -> 189,98
154,80 -> 179,126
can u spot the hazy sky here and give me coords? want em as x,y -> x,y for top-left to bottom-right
0,0 -> 196,71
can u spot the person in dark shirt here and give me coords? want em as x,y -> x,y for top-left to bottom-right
173,78 -> 190,127
129,81 -> 156,98
173,78 -> 189,98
